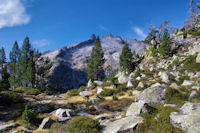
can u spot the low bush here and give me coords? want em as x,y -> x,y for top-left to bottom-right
21,105 -> 36,124
0,90 -> 24,105
112,95 -> 118,100
79,86 -> 86,91
117,84 -> 128,92
136,105 -> 182,133
67,89 -> 79,97
183,55 -> 200,71
188,30 -> 200,36
66,116 -> 100,133
14,87 -> 41,95
165,87 -> 188,106
99,89 -> 116,97
49,122 -> 66,133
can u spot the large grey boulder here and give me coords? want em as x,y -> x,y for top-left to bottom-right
79,91 -> 92,97
126,100 -> 146,116
38,117 -> 55,129
135,83 -> 167,104
55,108 -> 75,121
170,102 -> 200,133
102,116 -> 143,133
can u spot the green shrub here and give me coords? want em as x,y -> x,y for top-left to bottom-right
21,105 -> 36,124
117,84 -> 128,92
14,87 -> 41,95
135,67 -> 141,78
49,122 -> 65,133
99,89 -> 116,97
136,105 -> 182,133
67,89 -> 79,97
183,55 -> 200,71
112,95 -> 118,100
149,47 -> 158,57
188,30 -> 200,36
165,87 -> 188,105
79,86 -> 86,91
0,91 -> 24,105
66,116 -> 100,133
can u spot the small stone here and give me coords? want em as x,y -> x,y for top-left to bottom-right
182,80 -> 194,86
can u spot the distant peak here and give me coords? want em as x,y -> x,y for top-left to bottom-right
89,34 -> 96,40
102,34 -> 122,42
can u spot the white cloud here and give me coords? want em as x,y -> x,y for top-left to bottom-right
97,25 -> 109,31
0,0 -> 30,29
32,39 -> 50,48
132,26 -> 147,40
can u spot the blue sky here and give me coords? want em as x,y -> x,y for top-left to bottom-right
0,0 -> 189,57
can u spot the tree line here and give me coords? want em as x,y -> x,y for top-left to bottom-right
0,36 -> 52,92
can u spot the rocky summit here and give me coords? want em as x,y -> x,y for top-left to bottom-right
41,34 -> 148,91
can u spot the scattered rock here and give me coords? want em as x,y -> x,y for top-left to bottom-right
87,79 -> 92,87
77,111 -> 93,117
55,108 -> 75,121
97,87 -> 103,94
137,82 -> 145,88
170,102 -> 200,132
158,71 -> 170,83
93,105 -> 109,112
0,122 -> 15,131
90,98 -> 102,104
127,80 -> 137,88
182,80 -> 194,86
164,104 -> 176,108
118,72 -> 130,84
94,81 -> 103,86
135,83 -> 167,104
38,117 -> 55,129
79,104 -> 87,109
94,113 -> 115,120
126,100 -> 152,116
102,116 -> 143,133
79,91 -> 92,97
169,83 -> 180,89
189,91 -> 198,99
132,90 -> 141,96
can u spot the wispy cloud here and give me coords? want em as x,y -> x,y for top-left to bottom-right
97,25 -> 109,31
132,26 -> 147,40
0,0 -> 30,29
32,39 -> 50,48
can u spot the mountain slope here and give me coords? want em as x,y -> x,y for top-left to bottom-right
41,34 -> 148,91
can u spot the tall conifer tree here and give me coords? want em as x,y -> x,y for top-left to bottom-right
86,36 -> 105,81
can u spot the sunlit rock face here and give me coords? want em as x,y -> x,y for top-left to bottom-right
41,34 -> 148,91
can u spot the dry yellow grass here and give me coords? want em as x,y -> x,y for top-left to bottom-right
33,129 -> 49,133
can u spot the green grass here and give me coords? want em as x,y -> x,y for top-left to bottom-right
67,89 -> 79,97
183,55 -> 200,71
14,87 -> 41,95
135,105 -> 182,133
0,90 -> 24,105
165,87 -> 188,106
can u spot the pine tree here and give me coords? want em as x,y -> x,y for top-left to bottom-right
120,44 -> 134,74
9,41 -> 20,88
86,36 -> 105,81
25,50 -> 36,87
0,47 -> 6,69
158,29 -> 171,57
0,65 -> 10,91
21,36 -> 32,87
